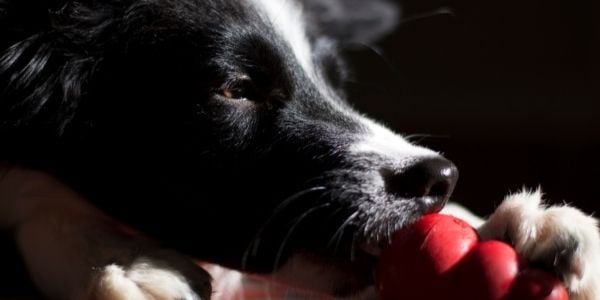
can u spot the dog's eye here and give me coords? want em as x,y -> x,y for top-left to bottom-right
222,86 -> 245,100
220,78 -> 257,102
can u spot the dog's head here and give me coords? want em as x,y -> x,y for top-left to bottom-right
0,0 -> 458,296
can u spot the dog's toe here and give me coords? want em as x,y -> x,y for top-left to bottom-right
478,189 -> 600,300
90,251 -> 211,300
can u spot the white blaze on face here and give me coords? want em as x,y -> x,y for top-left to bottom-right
248,0 -> 353,113
352,117 -> 438,165
250,0 -> 438,166
250,0 -> 315,76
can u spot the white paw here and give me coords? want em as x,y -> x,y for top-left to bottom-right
91,252 -> 211,300
478,189 -> 600,300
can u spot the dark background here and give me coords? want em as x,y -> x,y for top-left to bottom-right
1,0 -> 599,298
348,0 -> 600,217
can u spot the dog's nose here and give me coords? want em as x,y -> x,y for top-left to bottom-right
382,157 -> 459,213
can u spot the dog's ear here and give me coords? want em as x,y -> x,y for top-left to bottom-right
299,0 -> 401,44
0,0 -> 103,133
0,0 -> 56,48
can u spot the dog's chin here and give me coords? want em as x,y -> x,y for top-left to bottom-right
269,248 -> 381,298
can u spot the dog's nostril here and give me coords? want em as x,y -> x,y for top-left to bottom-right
382,157 -> 459,212
429,181 -> 451,198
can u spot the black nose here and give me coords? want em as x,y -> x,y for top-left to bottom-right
382,157 -> 459,213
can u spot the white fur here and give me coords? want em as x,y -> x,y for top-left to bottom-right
93,259 -> 202,300
248,0 -> 442,173
479,189 -> 600,300
4,144 -> 600,300
199,264 -> 244,298
0,166 -> 208,300
351,117 -> 438,165
2,1 -> 600,296
249,0 -> 350,112
250,0 -> 313,76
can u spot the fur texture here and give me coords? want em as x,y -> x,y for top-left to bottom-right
0,0 -> 598,299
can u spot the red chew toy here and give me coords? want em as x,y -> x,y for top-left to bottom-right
376,214 -> 569,300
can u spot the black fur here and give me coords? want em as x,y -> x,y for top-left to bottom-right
0,0 -> 449,296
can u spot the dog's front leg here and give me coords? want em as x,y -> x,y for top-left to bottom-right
0,165 -> 211,300
477,190 -> 600,300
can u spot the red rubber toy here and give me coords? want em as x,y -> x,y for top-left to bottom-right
376,214 -> 569,300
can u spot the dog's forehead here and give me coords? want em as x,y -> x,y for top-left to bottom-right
247,0 -> 314,75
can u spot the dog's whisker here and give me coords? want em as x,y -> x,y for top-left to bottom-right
243,187 -> 325,268
404,133 -> 435,143
350,230 -> 359,262
346,42 -> 397,75
399,7 -> 455,26
241,186 -> 326,269
404,133 -> 452,144
385,217 -> 395,244
327,211 -> 359,254
321,206 -> 347,244
272,203 -> 332,273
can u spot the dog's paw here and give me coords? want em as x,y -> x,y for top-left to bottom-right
478,189 -> 600,300
89,250 -> 212,300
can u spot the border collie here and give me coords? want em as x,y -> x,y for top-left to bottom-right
0,0 -> 598,299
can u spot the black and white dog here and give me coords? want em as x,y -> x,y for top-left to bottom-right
0,0 -> 598,299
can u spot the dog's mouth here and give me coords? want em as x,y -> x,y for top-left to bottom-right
240,172 -> 442,298
268,242 -> 385,298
